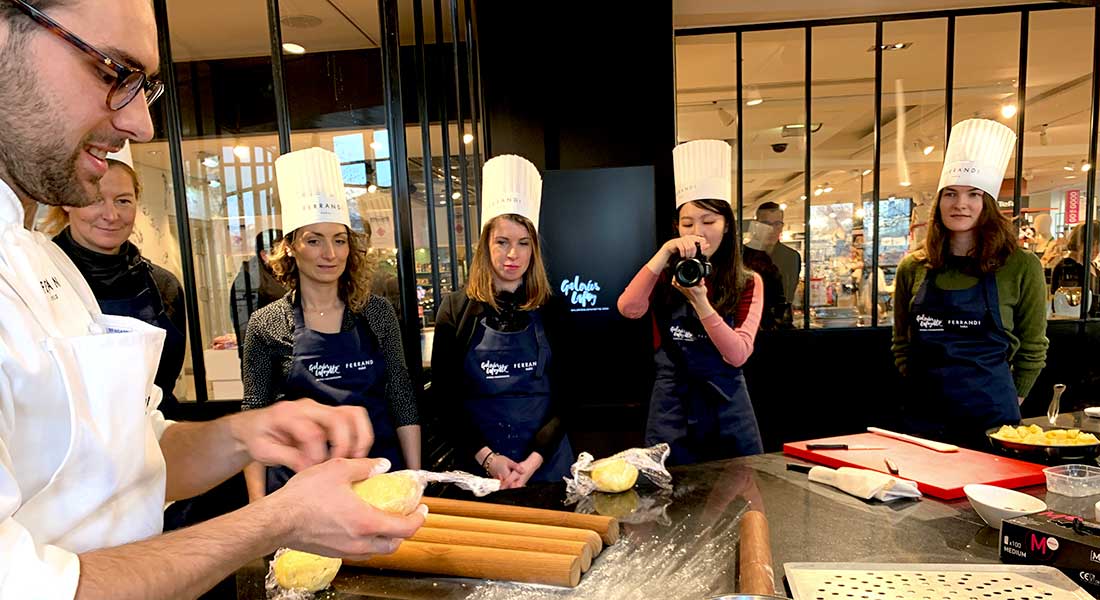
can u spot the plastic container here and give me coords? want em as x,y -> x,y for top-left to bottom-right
1043,464 -> 1100,497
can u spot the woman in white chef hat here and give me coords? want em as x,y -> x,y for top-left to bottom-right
892,118 -> 1048,448
617,139 -> 765,466
430,154 -> 574,488
242,147 -> 419,500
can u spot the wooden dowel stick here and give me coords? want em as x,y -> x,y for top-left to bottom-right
345,540 -> 581,587
422,496 -> 620,545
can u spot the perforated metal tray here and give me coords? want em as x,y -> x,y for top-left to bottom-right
784,563 -> 1092,600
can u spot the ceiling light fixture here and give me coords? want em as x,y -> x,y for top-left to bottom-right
814,188 -> 823,197
823,184 -> 833,193
800,195 -> 807,201
862,169 -> 872,176
282,43 -> 306,55
1000,103 -> 1017,119
452,191 -> 462,200
462,133 -> 474,144
779,203 -> 788,211
717,106 -> 736,127
745,86 -> 764,107
1066,175 -> 1078,180
1065,162 -> 1076,172
922,143 -> 935,156
1082,160 -> 1092,173
233,145 -> 250,161
746,98 -> 764,107
867,42 -> 912,52
900,181 -> 912,187
367,183 -> 378,194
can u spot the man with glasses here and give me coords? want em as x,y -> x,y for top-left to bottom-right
0,2 -> 424,598
753,202 -> 802,303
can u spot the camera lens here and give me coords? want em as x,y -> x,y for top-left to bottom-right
675,259 -> 702,287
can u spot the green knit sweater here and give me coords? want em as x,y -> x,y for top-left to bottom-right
891,247 -> 1049,397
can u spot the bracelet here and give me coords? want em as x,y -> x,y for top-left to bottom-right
481,451 -> 497,472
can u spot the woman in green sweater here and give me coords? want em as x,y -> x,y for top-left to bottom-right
892,119 -> 1048,448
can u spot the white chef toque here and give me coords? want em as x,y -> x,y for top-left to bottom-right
937,118 -> 1017,200
276,147 -> 351,234
673,139 -> 732,208
107,141 -> 134,168
480,154 -> 542,232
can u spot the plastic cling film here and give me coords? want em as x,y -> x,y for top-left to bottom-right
354,469 -> 502,515
265,548 -> 334,600
565,443 -> 672,498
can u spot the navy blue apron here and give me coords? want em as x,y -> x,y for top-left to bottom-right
265,303 -> 402,494
97,269 -> 185,416
646,297 -> 764,466
462,311 -> 574,482
903,267 -> 1019,448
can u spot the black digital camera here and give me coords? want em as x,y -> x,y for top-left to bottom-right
674,242 -> 712,287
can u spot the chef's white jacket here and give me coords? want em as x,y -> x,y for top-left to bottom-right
0,179 -> 173,599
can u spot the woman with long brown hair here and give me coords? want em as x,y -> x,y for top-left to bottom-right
618,139 -> 765,466
241,148 -> 418,500
430,155 -> 573,488
892,119 -> 1048,447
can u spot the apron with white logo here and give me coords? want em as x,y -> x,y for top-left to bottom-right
462,311 -> 573,482
265,303 -> 398,493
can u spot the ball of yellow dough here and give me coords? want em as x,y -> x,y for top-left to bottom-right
273,550 -> 342,592
590,458 -> 639,493
351,471 -> 422,515
592,489 -> 640,518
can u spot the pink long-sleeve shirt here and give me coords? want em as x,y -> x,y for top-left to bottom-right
617,265 -> 764,367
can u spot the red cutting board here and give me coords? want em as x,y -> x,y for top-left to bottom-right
783,432 -> 1047,500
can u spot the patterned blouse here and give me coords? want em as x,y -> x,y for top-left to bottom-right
241,292 -> 418,426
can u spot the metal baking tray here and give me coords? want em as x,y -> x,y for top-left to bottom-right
784,563 -> 1093,600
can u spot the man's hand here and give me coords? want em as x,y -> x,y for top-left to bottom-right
230,399 -> 374,473
266,457 -> 427,559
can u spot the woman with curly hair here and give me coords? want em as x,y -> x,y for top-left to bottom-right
892,119 -> 1048,448
241,148 -> 418,500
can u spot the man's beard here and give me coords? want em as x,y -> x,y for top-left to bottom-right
0,35 -> 103,208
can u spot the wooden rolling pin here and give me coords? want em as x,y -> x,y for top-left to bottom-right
346,540 -> 581,587
738,510 -> 775,595
422,496 -> 620,545
410,526 -> 593,572
425,513 -> 602,556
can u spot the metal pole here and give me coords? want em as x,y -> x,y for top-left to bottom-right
378,0 -> 424,383
450,0 -> 474,263
945,16 -> 956,143
266,0 -> 292,154
414,0 -> 443,316
463,0 -> 484,223
434,0 -> 460,291
153,0 -> 207,402
872,21 -> 883,328
736,31 -> 744,228
1082,4 -> 1099,320
1013,11 -> 1029,220
803,26 -> 812,330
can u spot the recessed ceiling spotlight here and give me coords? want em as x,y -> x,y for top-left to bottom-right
1000,103 -> 1017,119
282,43 -> 306,55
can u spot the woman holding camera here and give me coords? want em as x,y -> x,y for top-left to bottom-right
617,139 -> 764,465
430,155 -> 573,488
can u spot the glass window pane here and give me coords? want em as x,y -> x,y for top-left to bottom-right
808,24 -> 876,329
1021,9 -> 1096,319
675,33 -> 738,203
954,13 -> 1021,210
880,19 -> 948,328
167,0 -> 279,401
743,29 -> 806,327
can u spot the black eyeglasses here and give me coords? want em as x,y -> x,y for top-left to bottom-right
7,0 -> 164,111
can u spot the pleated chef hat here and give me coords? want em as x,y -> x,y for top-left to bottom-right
276,147 -> 351,234
480,154 -> 542,231
107,141 -> 133,168
937,118 -> 1017,200
673,139 -> 732,208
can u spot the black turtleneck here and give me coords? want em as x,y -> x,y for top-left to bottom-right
52,226 -> 149,300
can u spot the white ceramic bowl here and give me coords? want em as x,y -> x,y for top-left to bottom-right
964,483 -> 1047,529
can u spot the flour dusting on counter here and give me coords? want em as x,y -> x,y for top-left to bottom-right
465,501 -> 749,599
